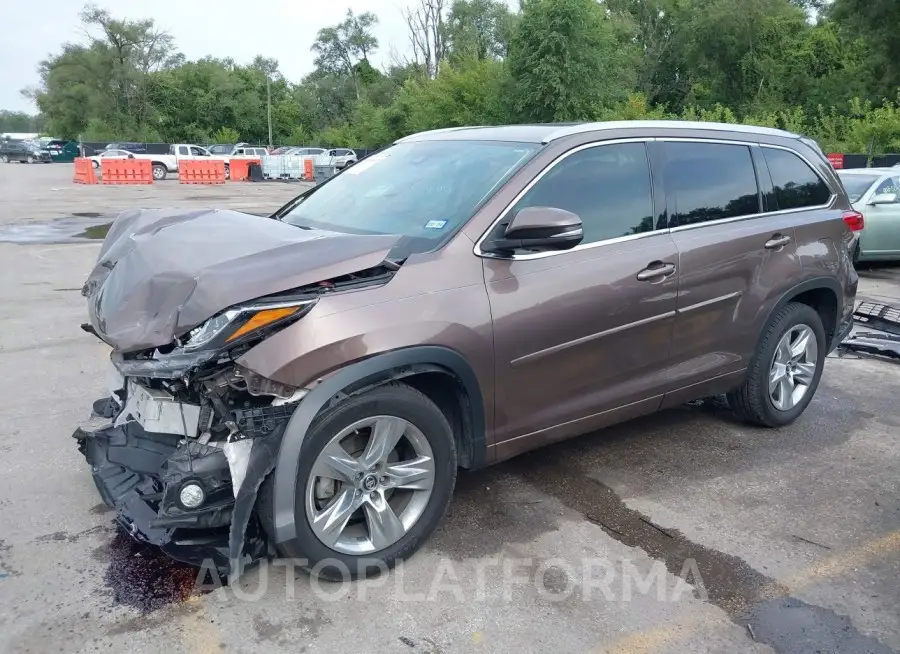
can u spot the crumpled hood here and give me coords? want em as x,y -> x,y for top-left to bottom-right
82,208 -> 400,352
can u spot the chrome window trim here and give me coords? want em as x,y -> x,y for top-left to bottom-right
473,137 -> 838,260
473,138 -> 658,261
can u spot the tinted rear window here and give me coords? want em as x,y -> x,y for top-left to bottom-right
763,147 -> 832,210
663,142 -> 760,226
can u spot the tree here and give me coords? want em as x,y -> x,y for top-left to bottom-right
829,0 -> 900,100
19,0 -> 900,155
506,0 -> 637,121
27,4 -> 177,138
0,111 -> 44,133
402,0 -> 447,78
311,9 -> 379,99
445,0 -> 516,61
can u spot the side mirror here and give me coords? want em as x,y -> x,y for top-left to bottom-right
870,192 -> 898,205
484,207 -> 583,254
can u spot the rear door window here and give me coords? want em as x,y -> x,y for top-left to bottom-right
662,142 -> 761,227
874,176 -> 900,200
762,147 -> 832,210
512,142 -> 656,244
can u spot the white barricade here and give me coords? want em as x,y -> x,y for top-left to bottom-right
260,155 -> 321,180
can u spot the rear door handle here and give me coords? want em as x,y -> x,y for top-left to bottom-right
636,262 -> 677,282
764,234 -> 792,250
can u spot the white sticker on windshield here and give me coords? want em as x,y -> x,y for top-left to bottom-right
424,220 -> 447,230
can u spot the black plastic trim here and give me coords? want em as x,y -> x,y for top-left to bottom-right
272,346 -> 486,544
762,276 -> 843,350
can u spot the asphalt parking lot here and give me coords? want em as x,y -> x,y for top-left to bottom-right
0,162 -> 898,654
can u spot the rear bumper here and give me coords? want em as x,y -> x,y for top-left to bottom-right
74,413 -> 266,573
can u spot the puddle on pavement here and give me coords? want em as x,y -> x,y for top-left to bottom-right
0,217 -> 113,244
96,529 -> 206,613
507,446 -> 894,654
75,223 -> 112,240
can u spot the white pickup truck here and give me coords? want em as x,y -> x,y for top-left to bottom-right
106,144 -> 269,180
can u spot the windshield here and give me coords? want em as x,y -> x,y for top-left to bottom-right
281,140 -> 540,253
839,173 -> 880,203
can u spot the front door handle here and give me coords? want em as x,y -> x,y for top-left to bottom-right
636,262 -> 677,282
764,234 -> 792,250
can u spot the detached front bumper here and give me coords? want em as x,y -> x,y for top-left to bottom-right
74,406 -> 268,576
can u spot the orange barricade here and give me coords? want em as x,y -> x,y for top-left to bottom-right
228,158 -> 260,181
179,159 -> 226,184
73,158 -> 98,184
304,158 -> 314,180
101,159 -> 153,185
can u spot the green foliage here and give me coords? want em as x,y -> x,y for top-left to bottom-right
211,126 -> 241,144
285,125 -> 312,146
829,0 -> 900,100
446,0 -> 515,61
507,0 -> 637,122
12,0 -> 900,156
0,110 -> 44,132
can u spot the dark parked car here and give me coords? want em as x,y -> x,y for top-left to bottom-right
0,141 -> 51,163
75,120 -> 859,582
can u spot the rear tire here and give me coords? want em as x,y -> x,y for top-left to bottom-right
1,155 -> 8,163
259,382 -> 457,580
727,302 -> 826,427
224,164 -> 230,180
152,164 -> 167,181
26,155 -> 35,164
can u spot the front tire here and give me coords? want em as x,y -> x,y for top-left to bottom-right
26,155 -> 35,164
261,382 -> 457,580
1,155 -> 8,163
727,302 -> 826,427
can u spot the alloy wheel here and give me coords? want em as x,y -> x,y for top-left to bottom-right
305,415 -> 435,555
769,324 -> 818,411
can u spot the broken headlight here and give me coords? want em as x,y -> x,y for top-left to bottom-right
180,300 -> 316,352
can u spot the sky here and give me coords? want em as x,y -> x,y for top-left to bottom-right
0,0 -> 434,113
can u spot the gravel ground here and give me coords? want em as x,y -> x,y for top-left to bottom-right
0,161 -> 897,654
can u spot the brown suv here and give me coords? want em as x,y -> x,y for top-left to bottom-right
75,121 -> 860,580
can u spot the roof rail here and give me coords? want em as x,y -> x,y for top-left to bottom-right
395,126 -> 488,143
542,120 -> 801,143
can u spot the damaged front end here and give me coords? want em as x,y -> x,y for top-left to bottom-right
74,207 -> 403,581
75,352 -> 307,581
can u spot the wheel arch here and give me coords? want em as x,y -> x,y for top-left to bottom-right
763,277 -> 842,352
270,346 -> 486,544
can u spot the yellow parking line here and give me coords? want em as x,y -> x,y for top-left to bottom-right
593,530 -> 900,654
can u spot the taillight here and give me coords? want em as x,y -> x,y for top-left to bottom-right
842,210 -> 864,231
